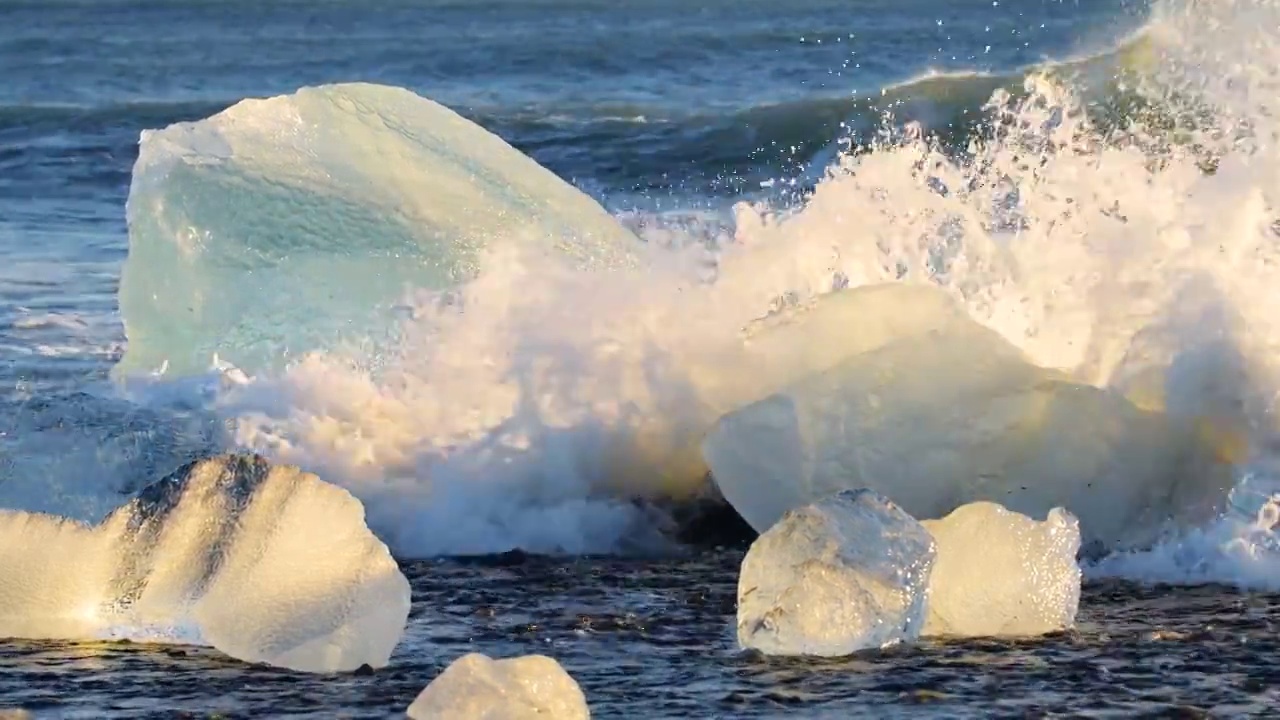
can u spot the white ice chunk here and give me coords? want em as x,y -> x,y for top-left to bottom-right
921,502 -> 1082,637
117,82 -> 638,378
735,489 -> 936,656
406,652 -> 590,720
0,454 -> 410,673
702,284 -> 1233,551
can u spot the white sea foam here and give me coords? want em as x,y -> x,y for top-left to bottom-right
87,0 -> 1280,585
1088,467 -> 1280,590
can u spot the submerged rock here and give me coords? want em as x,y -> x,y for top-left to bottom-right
736,489 -> 936,656
0,453 -> 411,673
669,495 -> 757,549
652,478 -> 757,550
406,652 -> 590,720
921,502 -> 1082,637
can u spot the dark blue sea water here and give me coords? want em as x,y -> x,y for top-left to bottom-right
7,0 -> 1280,717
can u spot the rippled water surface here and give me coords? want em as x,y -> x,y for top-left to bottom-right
3,554 -> 1278,718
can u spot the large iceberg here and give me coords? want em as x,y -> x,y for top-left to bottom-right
701,284 -> 1235,551
0,454 -> 411,673
921,502 -> 1082,637
116,82 -> 639,378
736,489 -> 936,656
406,652 -> 591,720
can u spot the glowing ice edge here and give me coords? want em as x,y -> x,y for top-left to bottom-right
736,493 -> 1080,656
407,652 -> 591,720
86,0 -> 1280,588
0,454 -> 411,674
736,489 -> 936,656
921,502 -> 1082,638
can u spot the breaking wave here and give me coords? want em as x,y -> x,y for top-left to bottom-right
0,25 -> 1154,199
17,0 -> 1274,590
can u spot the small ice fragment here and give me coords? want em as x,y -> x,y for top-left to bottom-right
921,502 -> 1082,637
735,489 -> 936,656
406,652 -> 590,720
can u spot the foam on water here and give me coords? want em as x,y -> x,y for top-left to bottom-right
90,0 -> 1280,579
1088,469 -> 1280,589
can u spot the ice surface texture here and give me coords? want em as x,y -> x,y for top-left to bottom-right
117,82 -> 638,378
736,489 -> 936,656
0,454 -> 410,673
406,652 -> 590,720
702,284 -> 1233,551
921,502 -> 1082,637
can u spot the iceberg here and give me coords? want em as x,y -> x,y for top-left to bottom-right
701,284 -> 1234,551
696,283 -> 978,413
735,489 -> 936,656
921,502 -> 1082,637
0,454 -> 411,673
406,652 -> 591,720
116,82 -> 639,378
618,283 -> 1024,500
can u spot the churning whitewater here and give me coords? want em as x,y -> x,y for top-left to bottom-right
75,0 -> 1280,587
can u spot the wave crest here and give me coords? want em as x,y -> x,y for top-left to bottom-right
82,0 -> 1280,586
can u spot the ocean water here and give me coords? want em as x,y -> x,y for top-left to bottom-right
6,0 -> 1280,716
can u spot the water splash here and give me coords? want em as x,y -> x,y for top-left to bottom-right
83,0 -> 1280,575
1089,467 -> 1280,589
